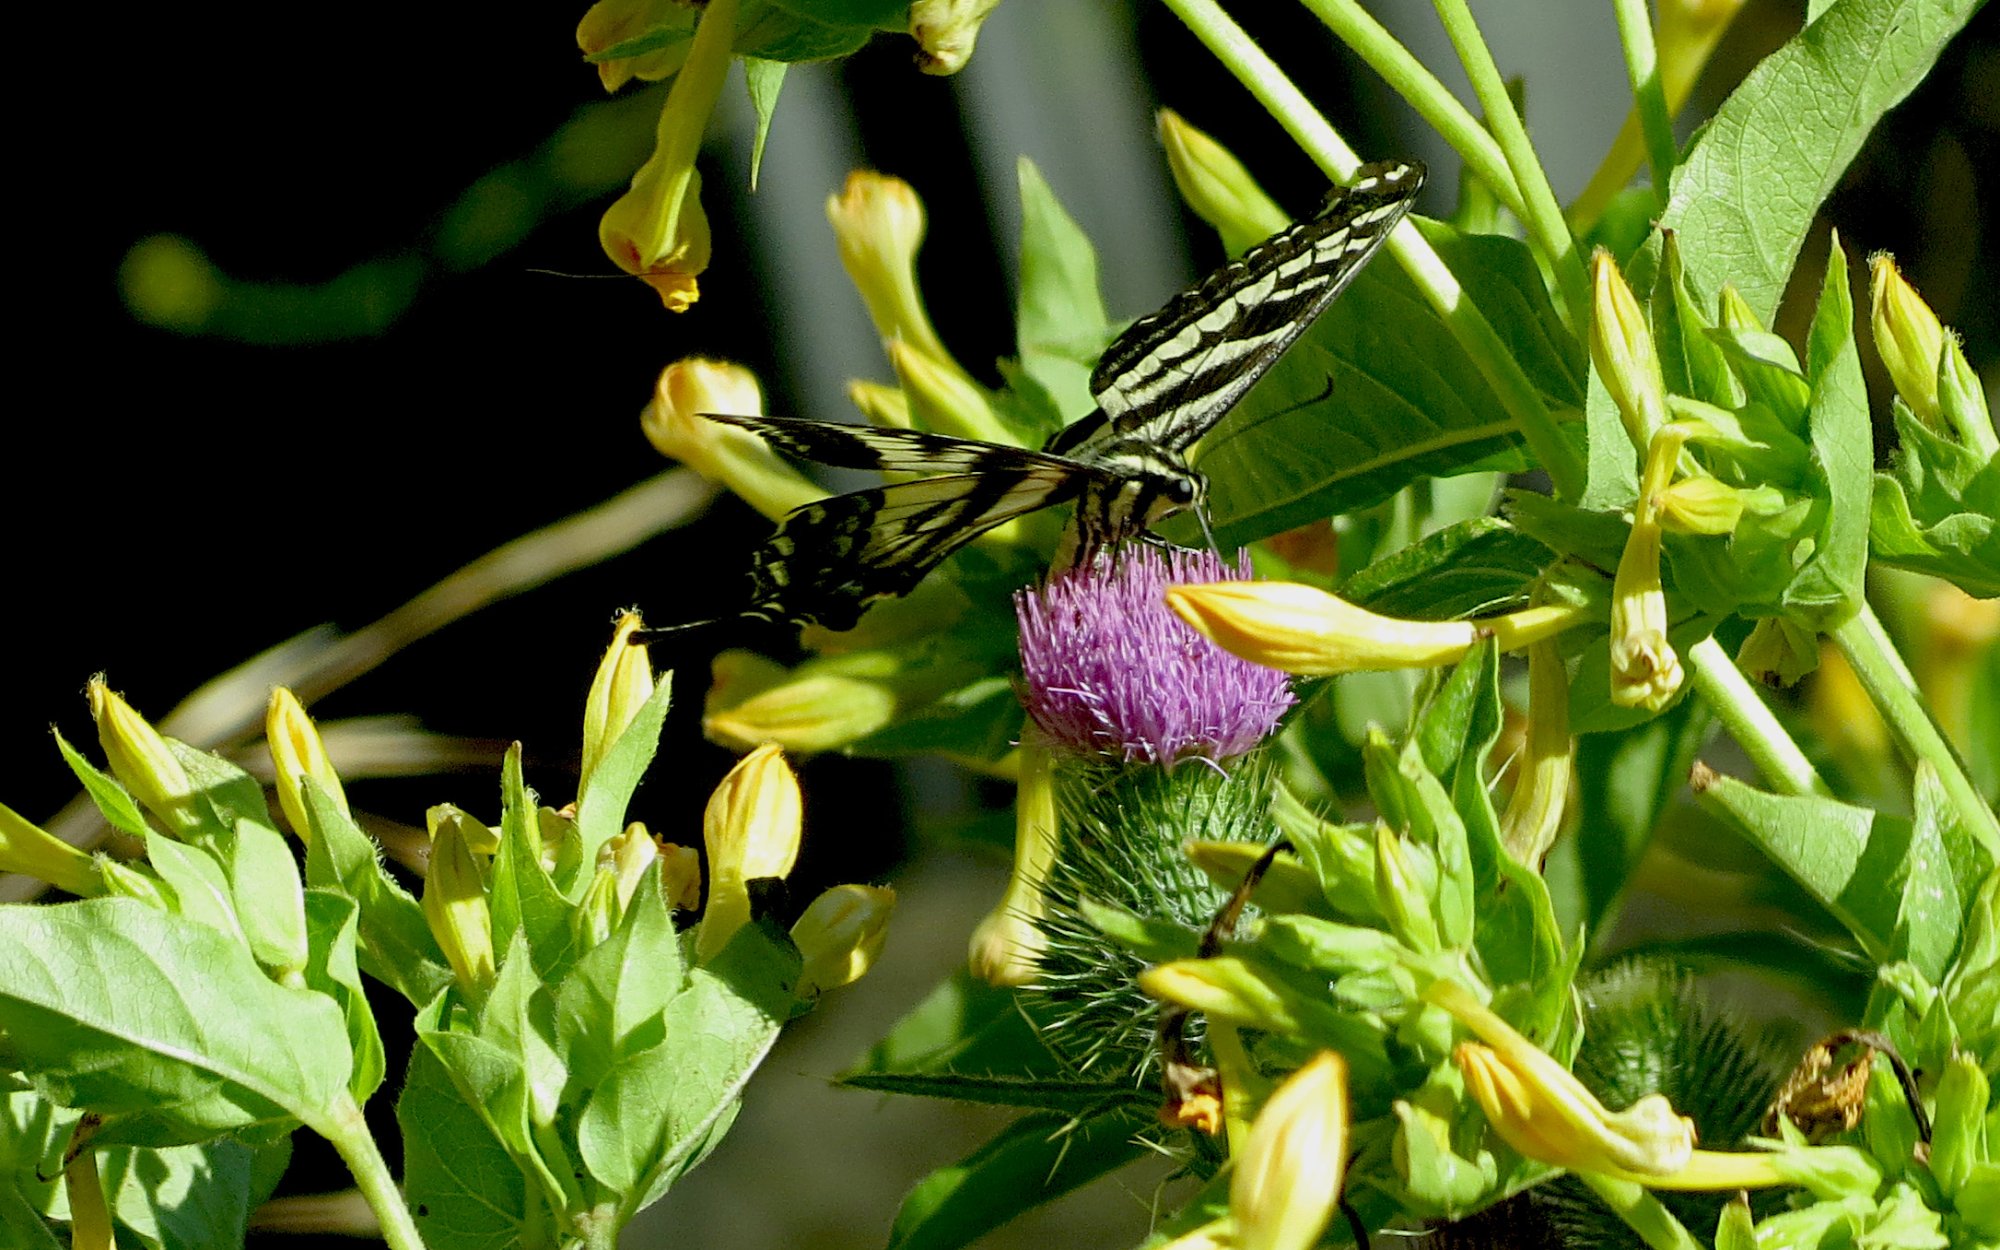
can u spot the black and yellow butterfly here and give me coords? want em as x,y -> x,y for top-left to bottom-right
708,158 -> 1423,631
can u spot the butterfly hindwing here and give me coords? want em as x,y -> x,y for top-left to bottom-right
704,411 -> 1030,475
1074,157 -> 1423,456
745,459 -> 1097,629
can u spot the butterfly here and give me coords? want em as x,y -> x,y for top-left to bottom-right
706,158 -> 1424,632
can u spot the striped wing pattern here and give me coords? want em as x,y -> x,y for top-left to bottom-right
704,411 -> 1028,475
1074,158 -> 1423,456
743,459 -> 1094,629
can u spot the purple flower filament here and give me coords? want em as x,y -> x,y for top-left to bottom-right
1015,546 -> 1295,765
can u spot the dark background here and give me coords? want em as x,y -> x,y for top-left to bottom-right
10,2 -> 1993,1245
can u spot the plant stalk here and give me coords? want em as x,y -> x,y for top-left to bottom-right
1834,606 -> 2000,857
1576,1172 -> 1707,1250
1611,0 -> 1679,197
1687,636 -> 1829,798
1157,0 -> 1589,501
317,1095 -> 429,1250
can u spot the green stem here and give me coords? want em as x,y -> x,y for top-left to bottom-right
317,1094 -> 428,1250
1833,606 -> 2000,858
1294,0 -> 1528,223
1576,1172 -> 1706,1250
1610,0 -> 1678,198
1687,636 -> 1829,798
1157,0 -> 1589,502
1428,0 -> 1592,332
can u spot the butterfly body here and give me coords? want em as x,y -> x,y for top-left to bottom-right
708,158 -> 1424,632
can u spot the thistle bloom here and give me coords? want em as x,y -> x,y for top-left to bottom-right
1016,548 -> 1294,765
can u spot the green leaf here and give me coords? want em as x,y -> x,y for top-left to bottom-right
162,742 -> 268,838
574,676 -> 675,876
613,921 -> 799,1212
1657,0 -> 1982,322
214,818 -> 309,973
1650,232 -> 1743,410
97,1137 -> 273,1250
1412,217 -> 1585,407
1200,257 -> 1531,545
1694,767 -> 1985,980
0,898 -> 350,1143
1782,240 -> 1871,626
766,0 -> 909,26
144,833 -> 248,949
732,2 -> 873,62
846,675 -> 1025,765
399,1041 -> 532,1250
556,862 -> 682,1094
300,781 -> 451,1006
301,889 -> 385,1105
742,57 -> 785,192
848,969 -> 1058,1080
1570,698 -> 1712,936
1073,896 -> 1199,964
1014,158 -> 1110,429
841,1071 -> 1151,1116
1339,518 -> 1556,619
1869,404 -> 2000,596
53,729 -> 150,839
1579,358 -> 1639,511
489,786 -> 582,984
885,1109 -> 1152,1250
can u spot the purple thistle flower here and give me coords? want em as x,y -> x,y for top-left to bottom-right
1015,547 -> 1295,765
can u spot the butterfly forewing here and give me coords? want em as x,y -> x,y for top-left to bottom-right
705,411 -> 1033,475
1078,158 -> 1423,456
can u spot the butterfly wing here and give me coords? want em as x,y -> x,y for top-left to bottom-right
743,457 -> 1103,630
704,411 -> 1022,474
1051,158 -> 1423,458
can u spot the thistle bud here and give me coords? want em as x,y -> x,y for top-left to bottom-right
792,883 -> 896,997
1590,249 -> 1669,446
908,0 -> 1004,75
596,0 -> 736,309
581,613 -> 656,791
0,800 -> 102,896
968,735 -> 1057,986
1230,1053 -> 1349,1250
423,819 -> 496,1003
267,687 -> 348,846
827,171 -> 953,364
1868,253 -> 1946,425
88,679 -> 199,838
697,744 -> 802,960
642,357 -> 820,520
1157,109 -> 1288,256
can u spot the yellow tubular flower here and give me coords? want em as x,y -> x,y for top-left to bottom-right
1609,425 -> 1687,710
658,841 -> 702,911
0,800 -> 102,896
1156,109 -> 1289,256
603,822 -> 660,912
908,0 -> 1005,75
266,687 -> 349,846
1499,636 -> 1573,867
697,744 -> 802,961
889,340 -> 1012,444
826,172 -> 954,365
969,734 -> 1057,986
642,357 -> 821,520
597,0 -> 736,310
88,679 -> 200,838
65,1142 -> 113,1250
1868,253 -> 1946,425
1164,581 -> 1581,677
576,0 -> 695,92
848,378 -> 914,428
1590,250 -> 1669,447
702,651 -> 902,755
423,819 -> 497,1003
792,883 -> 897,996
581,613 -> 656,792
1231,1053 -> 1350,1250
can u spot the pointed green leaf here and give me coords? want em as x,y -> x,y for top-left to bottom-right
574,677 -> 674,875
556,863 -> 681,1093
300,781 -> 451,1006
1413,217 -> 1585,408
97,1137 -> 274,1250
1014,158 -> 1110,429
840,1071 -> 1151,1116
1658,0 -> 1982,321
1339,518 -> 1557,619
399,1041 -> 532,1250
53,729 -> 150,839
742,58 -> 784,191
1783,240 -> 1870,626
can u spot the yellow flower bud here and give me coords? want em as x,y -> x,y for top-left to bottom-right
1609,425 -> 1687,711
827,171 -> 953,364
1499,638 -> 1573,868
848,378 -> 914,428
703,650 -> 902,755
792,883 -> 896,996
99,859 -> 172,909
88,679 -> 199,838
1590,249 -> 1669,446
1157,109 -> 1289,256
0,800 -> 102,896
697,744 -> 802,960
1715,284 -> 1762,333
1869,253 -> 1946,425
642,357 -> 821,520
908,0 -> 1004,75
427,804 -> 501,857
577,867 -> 619,947
596,0 -> 735,310
602,821 -> 660,912
1164,581 -> 1580,677
889,340 -> 1011,444
576,0 -> 695,93
1231,1053 -> 1350,1250
969,735 -> 1057,987
1657,476 -> 1745,535
423,819 -> 496,1002
581,613 -> 657,791
1738,616 -> 1819,687
266,687 -> 348,846
658,841 -> 702,911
